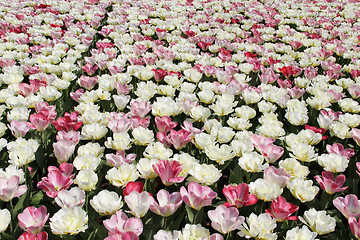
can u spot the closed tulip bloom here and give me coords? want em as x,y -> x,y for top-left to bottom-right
123,181 -> 144,196
8,121 -> 31,138
152,160 -> 184,186
155,116 -> 177,132
125,191 -> 152,218
90,190 -> 123,216
333,194 -> 360,218
27,112 -> 51,132
314,171 -> 347,194
55,187 -> 85,208
150,189 -> 182,217
18,231 -> 48,240
0,175 -> 27,202
222,183 -> 258,208
103,210 -> 143,236
53,140 -> 75,164
18,206 -> 49,234
349,216 -> 360,240
208,205 -> 244,234
180,182 -> 217,210
265,196 -> 299,221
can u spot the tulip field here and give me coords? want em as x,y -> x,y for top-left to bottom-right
1,0 -> 360,239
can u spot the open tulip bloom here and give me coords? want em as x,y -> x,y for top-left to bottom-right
0,0 -> 360,239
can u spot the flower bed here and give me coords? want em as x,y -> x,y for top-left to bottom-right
0,0 -> 360,239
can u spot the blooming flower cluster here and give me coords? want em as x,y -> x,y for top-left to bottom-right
0,0 -> 359,239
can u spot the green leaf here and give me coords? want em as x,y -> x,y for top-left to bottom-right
30,191 -> 44,205
2,233 -> 15,240
185,205 -> 194,223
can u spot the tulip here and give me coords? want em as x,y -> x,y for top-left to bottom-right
152,160 -> 184,186
333,194 -> 360,218
55,187 -> 85,208
265,196 -> 299,221
0,209 -> 11,233
53,140 -> 75,163
18,206 -> 49,234
264,166 -> 290,188
27,112 -> 51,132
103,210 -> 143,236
257,143 -> 284,163
180,182 -> 217,210
18,232 -> 48,240
90,190 -> 123,216
0,175 -> 27,202
326,143 -> 355,159
52,111 -> 82,132
104,232 -> 138,240
208,205 -> 244,234
150,190 -> 183,217
8,121 -> 31,138
169,129 -> 192,150
222,183 -> 258,208
125,191 -> 152,218
123,181 -> 144,196
155,116 -> 177,132
314,171 -> 347,194
349,216 -> 360,240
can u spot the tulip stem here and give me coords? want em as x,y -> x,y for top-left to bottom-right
226,233 -> 232,240
163,217 -> 167,229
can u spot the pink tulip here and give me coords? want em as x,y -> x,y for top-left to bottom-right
129,101 -> 152,118
265,196 -> 299,221
123,181 -> 144,197
52,111 -> 82,132
34,102 -> 56,120
104,232 -> 139,240
352,128 -> 360,146
18,232 -> 48,240
106,151 -> 136,167
333,194 -> 360,218
264,166 -> 290,188
169,129 -> 192,150
103,210 -> 143,236
150,190 -> 183,217
257,143 -> 284,163
314,171 -> 347,194
78,76 -> 98,90
27,112 -> 52,132
70,89 -> 84,102
8,121 -> 31,138
53,140 -> 75,163
349,216 -> 360,240
180,182 -> 217,210
250,134 -> 275,151
290,41 -> 302,50
152,160 -> 184,186
218,48 -> 232,62
326,143 -> 355,159
222,183 -> 258,208
18,206 -> 49,234
0,175 -> 27,202
156,132 -> 172,147
152,69 -> 167,82
108,65 -> 124,76
56,130 -> 80,145
208,205 -> 244,234
155,116 -> 177,132
82,63 -> 98,75
181,121 -> 204,136
108,114 -> 132,133
37,163 -> 74,198
288,86 -> 305,99
114,82 -> 132,95
55,187 -> 85,208
130,116 -> 150,129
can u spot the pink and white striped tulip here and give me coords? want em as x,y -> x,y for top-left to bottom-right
208,205 -> 244,234
125,191 -> 153,218
18,232 -> 48,240
314,171 -> 347,194
349,216 -> 360,240
55,187 -> 86,208
103,210 -> 143,236
333,194 -> 360,218
149,189 -> 182,217
180,182 -> 217,210
152,160 -> 184,186
18,206 -> 49,234
0,175 -> 27,202
222,183 -> 258,208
